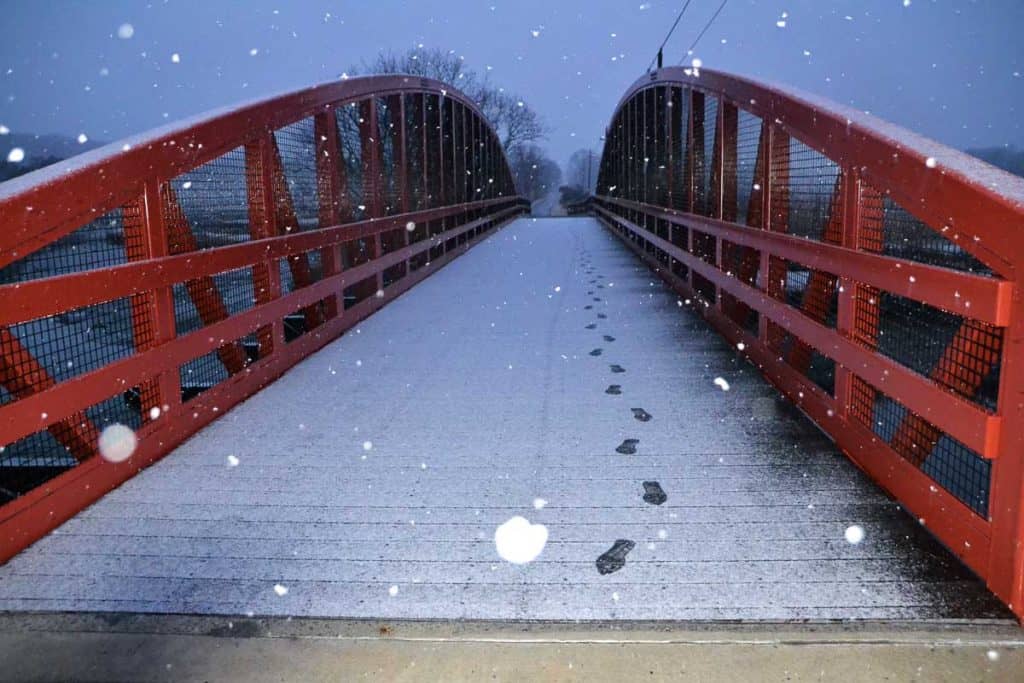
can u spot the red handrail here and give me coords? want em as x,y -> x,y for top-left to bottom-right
594,67 -> 1024,620
0,75 -> 528,562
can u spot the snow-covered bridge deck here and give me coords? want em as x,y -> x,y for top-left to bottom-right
0,217 -> 1010,621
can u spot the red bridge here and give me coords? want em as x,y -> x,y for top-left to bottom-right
1,67 -> 1024,675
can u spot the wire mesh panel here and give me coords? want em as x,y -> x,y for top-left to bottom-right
668,87 -> 685,211
0,391 -> 141,502
424,94 -> 441,208
691,230 -> 717,302
779,137 -> 841,241
700,94 -> 716,218
735,110 -> 763,226
873,188 -> 992,276
336,103 -> 365,220
274,118 -> 320,232
173,146 -> 252,249
0,209 -> 126,285
850,380 -> 991,517
872,292 -> 1002,411
172,267 -> 256,336
0,295 -> 141,499
405,94 -> 426,211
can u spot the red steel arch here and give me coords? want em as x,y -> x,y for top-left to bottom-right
0,75 -> 527,561
594,66 -> 1024,620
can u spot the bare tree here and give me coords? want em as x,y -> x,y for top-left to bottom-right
565,148 -> 599,193
353,47 -> 547,153
509,144 -> 562,202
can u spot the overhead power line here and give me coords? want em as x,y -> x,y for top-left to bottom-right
646,0 -> 695,72
679,0 -> 730,65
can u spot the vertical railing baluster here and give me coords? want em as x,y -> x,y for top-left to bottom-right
315,108 -> 344,320
125,179 -> 180,420
834,169 -> 861,417
359,98 -> 384,294
245,132 -> 285,352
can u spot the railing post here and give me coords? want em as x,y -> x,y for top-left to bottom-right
988,276 -> 1024,618
124,179 -> 180,420
245,131 -> 285,353
359,98 -> 384,293
834,169 -> 861,416
687,90 -> 701,289
757,122 -> 774,342
315,108 -> 345,321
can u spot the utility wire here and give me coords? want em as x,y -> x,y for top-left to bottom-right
678,0 -> 730,65
646,0 -> 695,72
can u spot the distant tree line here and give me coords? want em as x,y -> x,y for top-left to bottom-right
967,146 -> 1024,177
0,156 -> 62,182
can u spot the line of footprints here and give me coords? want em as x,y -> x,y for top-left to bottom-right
578,250 -> 668,577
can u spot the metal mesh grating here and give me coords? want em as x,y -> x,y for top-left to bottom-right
379,98 -> 399,215
850,379 -> 990,517
336,103 -> 365,219
1,296 -> 136,409
172,267 -> 256,336
179,332 -> 258,400
173,147 -> 251,250
769,325 -> 836,396
669,87 -> 688,211
776,137 -> 841,240
872,292 -> 1001,411
877,191 -> 992,276
735,110 -> 763,226
0,390 -> 142,502
274,118 -> 319,232
783,262 -> 839,328
405,94 -> 426,211
0,209 -> 126,285
698,95 -> 718,217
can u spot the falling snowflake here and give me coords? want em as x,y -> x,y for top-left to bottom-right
98,424 -> 137,463
713,377 -> 730,391
171,53 -> 181,63
273,583 -> 288,596
117,23 -> 134,40
77,133 -> 88,144
533,498 -> 547,510
363,440 -> 373,451
227,455 -> 240,467
388,585 -> 399,596
844,525 -> 865,544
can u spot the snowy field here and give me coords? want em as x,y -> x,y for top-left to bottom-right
0,217 -> 1009,621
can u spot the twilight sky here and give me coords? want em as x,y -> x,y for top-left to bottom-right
0,0 -> 1021,169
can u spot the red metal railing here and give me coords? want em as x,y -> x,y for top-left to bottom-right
0,75 -> 527,561
593,67 -> 1024,620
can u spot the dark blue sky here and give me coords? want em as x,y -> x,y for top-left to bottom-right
1,0 -> 1021,168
